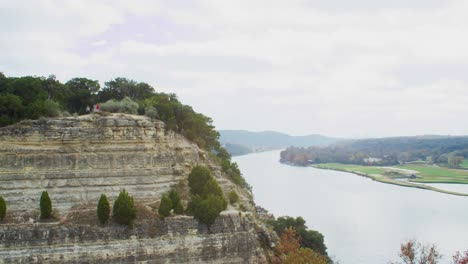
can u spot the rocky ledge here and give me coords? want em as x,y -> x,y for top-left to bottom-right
0,114 -> 271,263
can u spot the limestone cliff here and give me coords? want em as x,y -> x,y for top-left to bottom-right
0,114 -> 272,263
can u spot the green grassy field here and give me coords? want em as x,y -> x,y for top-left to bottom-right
316,163 -> 389,175
460,160 -> 468,169
397,164 -> 468,184
314,163 -> 468,196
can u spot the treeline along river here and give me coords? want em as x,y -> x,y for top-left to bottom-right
233,150 -> 468,264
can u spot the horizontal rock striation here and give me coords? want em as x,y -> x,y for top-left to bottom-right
0,113 -> 235,214
0,114 -> 268,263
0,213 -> 268,263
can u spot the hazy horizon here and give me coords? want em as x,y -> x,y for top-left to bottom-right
2,1 -> 468,138
219,129 -> 467,139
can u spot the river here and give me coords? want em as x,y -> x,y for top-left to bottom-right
233,150 -> 468,264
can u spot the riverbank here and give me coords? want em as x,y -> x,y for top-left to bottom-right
313,165 -> 468,197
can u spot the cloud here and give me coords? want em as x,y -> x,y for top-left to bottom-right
1,0 -> 468,137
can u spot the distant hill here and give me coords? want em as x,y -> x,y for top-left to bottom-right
280,135 -> 468,166
219,130 -> 339,156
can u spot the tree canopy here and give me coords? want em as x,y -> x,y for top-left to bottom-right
269,216 -> 328,257
273,227 -> 328,264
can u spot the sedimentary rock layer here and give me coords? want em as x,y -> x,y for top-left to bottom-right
0,114 -> 234,213
0,114 -> 269,263
0,213 -> 268,263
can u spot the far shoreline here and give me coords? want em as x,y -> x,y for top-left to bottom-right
310,165 -> 468,197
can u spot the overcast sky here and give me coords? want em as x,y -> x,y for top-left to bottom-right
1,0 -> 468,137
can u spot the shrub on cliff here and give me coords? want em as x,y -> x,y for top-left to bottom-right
158,195 -> 172,219
100,97 -> 138,114
188,166 -> 212,196
113,189 -> 137,225
187,194 -> 226,226
40,191 -> 52,219
168,190 -> 184,214
187,166 -> 227,226
144,106 -> 158,119
188,166 -> 224,199
228,190 -> 239,204
0,196 -> 6,221
97,194 -> 110,224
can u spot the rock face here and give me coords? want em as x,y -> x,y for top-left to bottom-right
0,213 -> 267,263
0,114 -> 269,263
0,113 -> 234,213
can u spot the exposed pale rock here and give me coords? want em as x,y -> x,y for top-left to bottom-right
0,114 -> 268,263
0,214 -> 268,263
0,114 -> 240,213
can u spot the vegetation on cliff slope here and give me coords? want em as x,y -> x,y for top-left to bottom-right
97,194 -> 110,224
158,195 -> 172,219
113,189 -> 136,225
272,227 -> 329,264
168,190 -> 184,215
0,196 -> 6,221
0,73 -> 249,190
187,166 -> 227,225
269,216 -> 329,259
39,191 -> 52,220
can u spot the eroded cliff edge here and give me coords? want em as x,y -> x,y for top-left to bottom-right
0,113 -> 273,263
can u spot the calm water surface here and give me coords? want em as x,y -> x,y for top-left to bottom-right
233,150 -> 468,264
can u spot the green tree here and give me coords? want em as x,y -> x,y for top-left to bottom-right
188,166 -> 213,196
187,166 -> 227,226
188,194 -> 225,226
269,216 -> 328,257
0,196 -> 6,221
99,77 -> 154,102
228,190 -> 239,204
97,194 -> 110,224
113,189 -> 137,225
141,93 -> 220,150
66,77 -> 100,94
168,190 -> 184,214
158,195 -> 172,219
65,77 -> 100,114
40,191 -> 52,219
0,93 -> 24,126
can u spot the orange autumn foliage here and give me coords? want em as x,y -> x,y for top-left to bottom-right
273,227 -> 328,264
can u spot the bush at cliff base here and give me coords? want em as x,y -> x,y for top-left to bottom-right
187,166 -> 228,226
113,189 -> 136,225
168,190 -> 184,214
158,195 -> 172,219
40,191 -> 52,219
97,194 -> 110,224
188,194 -> 226,226
0,196 -> 6,221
